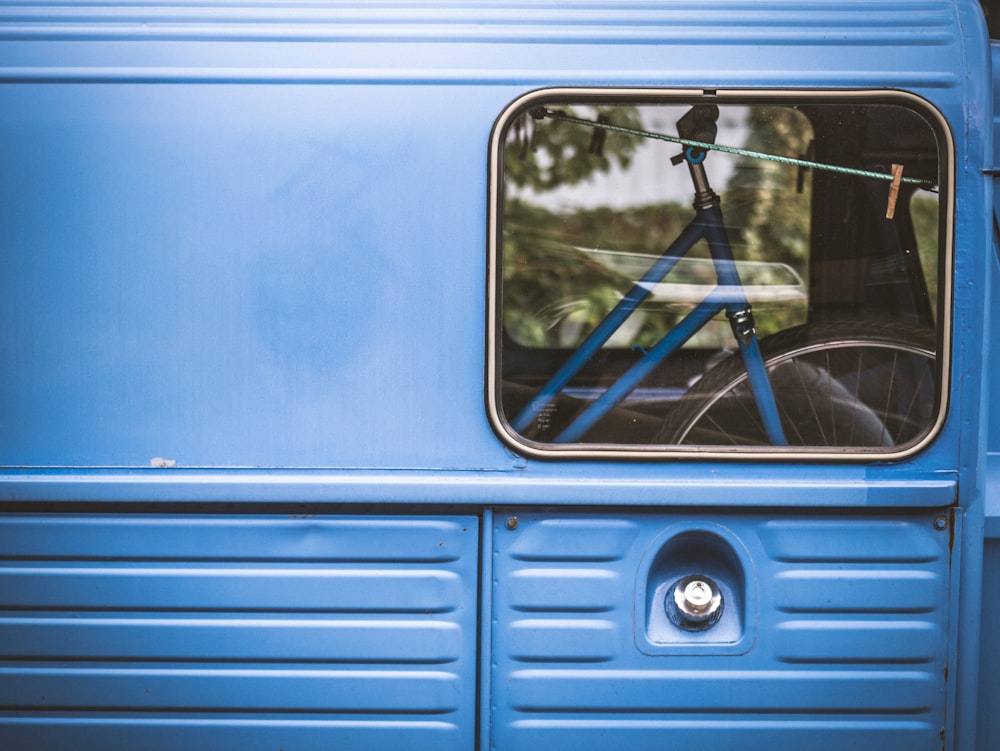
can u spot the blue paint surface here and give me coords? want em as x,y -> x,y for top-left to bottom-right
0,2 -> 994,750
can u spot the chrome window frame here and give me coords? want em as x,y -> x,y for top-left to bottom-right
486,87 -> 954,461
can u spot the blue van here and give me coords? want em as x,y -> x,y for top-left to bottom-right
1,1 -> 997,749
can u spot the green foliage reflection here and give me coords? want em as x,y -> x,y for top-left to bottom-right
502,104 -> 814,349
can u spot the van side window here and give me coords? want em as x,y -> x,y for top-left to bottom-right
489,94 -> 948,457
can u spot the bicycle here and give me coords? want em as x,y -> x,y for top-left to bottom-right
506,104 -> 937,449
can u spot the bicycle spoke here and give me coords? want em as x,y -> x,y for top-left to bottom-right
899,365 -> 931,438
790,359 -> 829,445
825,351 -> 837,445
848,348 -> 864,446
703,410 -> 740,445
879,351 -> 899,445
733,384 -> 766,443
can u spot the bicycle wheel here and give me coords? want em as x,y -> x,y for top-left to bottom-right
660,322 -> 937,448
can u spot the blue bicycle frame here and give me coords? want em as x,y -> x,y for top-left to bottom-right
511,138 -> 788,445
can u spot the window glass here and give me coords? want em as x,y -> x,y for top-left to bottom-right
491,94 -> 946,455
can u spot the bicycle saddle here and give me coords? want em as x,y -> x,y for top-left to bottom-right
676,104 -> 720,145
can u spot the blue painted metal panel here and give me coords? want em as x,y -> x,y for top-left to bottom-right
0,81 -> 504,469
491,511 -> 952,750
0,0 -> 982,477
0,514 -> 479,750
977,539 -> 1000,751
0,467 -> 961,507
0,1 -> 993,749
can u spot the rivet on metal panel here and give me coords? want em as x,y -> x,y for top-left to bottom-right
505,516 -> 519,531
933,515 -> 948,531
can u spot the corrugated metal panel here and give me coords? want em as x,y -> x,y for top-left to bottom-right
491,511 -> 951,751
976,538 -> 1000,751
0,1 -> 964,88
0,1 -> 960,45
0,514 -> 479,751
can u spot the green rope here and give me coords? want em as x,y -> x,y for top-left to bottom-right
532,107 -> 937,190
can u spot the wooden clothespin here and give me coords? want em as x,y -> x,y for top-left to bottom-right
588,114 -> 610,157
885,164 -> 904,219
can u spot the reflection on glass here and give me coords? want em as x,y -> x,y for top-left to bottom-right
496,99 -> 943,451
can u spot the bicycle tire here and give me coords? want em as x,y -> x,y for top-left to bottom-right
660,322 -> 937,448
